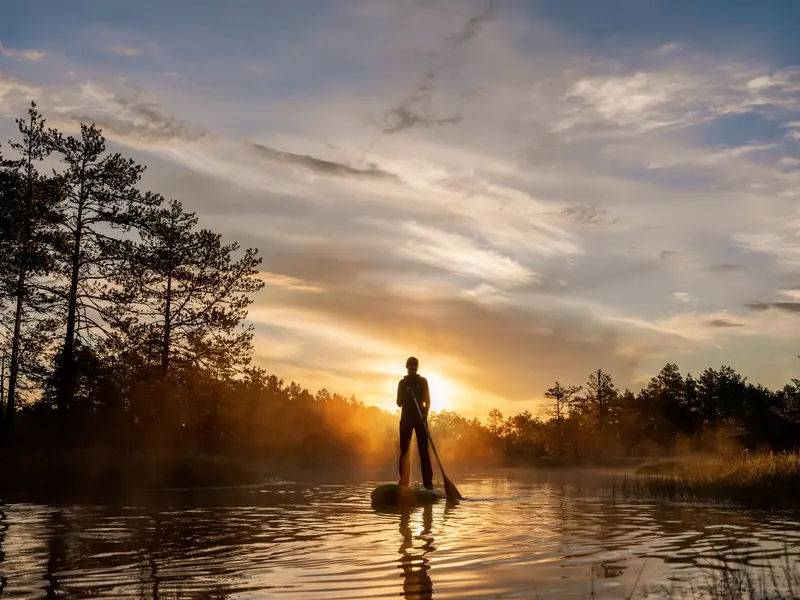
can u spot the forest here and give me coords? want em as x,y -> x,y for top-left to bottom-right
1,104 -> 799,493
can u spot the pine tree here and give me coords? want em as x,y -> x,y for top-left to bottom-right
0,103 -> 62,421
49,123 -> 160,415
112,199 -> 264,379
542,381 -> 582,458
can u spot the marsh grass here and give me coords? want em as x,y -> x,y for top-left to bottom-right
684,543 -> 800,600
583,540 -> 800,599
608,452 -> 800,508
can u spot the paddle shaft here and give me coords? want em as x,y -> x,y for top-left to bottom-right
410,389 -> 449,481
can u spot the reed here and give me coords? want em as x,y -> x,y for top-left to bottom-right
610,452 -> 800,508
587,544 -> 800,599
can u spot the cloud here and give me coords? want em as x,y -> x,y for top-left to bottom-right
559,204 -> 609,225
644,143 -> 779,170
396,221 -> 538,288
560,57 -> 800,138
380,71 -> 464,135
703,262 -> 742,272
246,142 -> 398,181
67,81 -> 202,143
371,1 -> 495,137
779,289 -> 800,301
652,42 -> 683,56
0,41 -> 45,62
707,318 -> 744,328
608,312 -> 726,345
734,229 -> 800,269
440,0 -> 495,56
744,301 -> 800,314
0,73 -> 205,145
382,102 -> 463,135
0,72 -> 42,108
256,272 -> 325,293
566,72 -> 692,132
106,46 -> 143,56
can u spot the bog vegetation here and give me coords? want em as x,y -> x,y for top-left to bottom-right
2,104 -> 800,493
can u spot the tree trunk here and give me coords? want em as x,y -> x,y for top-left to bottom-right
58,201 -> 83,416
7,261 -> 26,420
161,269 -> 172,376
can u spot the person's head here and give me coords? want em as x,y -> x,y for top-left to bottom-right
405,356 -> 419,375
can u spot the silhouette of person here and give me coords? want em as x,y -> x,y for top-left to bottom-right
398,505 -> 434,600
397,356 -> 433,490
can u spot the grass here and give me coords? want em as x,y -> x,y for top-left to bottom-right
609,451 -> 800,508
580,536 -> 800,599
624,554 -> 800,599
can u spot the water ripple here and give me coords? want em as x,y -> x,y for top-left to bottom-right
1,471 -> 800,598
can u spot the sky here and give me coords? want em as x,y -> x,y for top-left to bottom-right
2,0 -> 800,419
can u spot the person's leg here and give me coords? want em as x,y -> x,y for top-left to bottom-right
398,420 -> 413,486
414,421 -> 434,489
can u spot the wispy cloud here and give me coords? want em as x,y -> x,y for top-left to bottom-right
0,74 -> 204,144
246,142 -> 398,181
559,204 -> 610,225
744,301 -> 800,314
256,272 -> 325,293
0,41 -> 45,62
397,221 -> 538,288
106,45 -> 142,56
708,318 -> 744,328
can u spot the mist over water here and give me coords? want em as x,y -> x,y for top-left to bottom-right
1,469 -> 799,599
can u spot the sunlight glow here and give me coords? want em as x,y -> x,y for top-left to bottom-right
381,368 -> 457,413
425,370 -> 456,413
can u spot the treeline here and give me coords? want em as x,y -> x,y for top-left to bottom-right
428,363 -> 800,465
1,104 -> 797,476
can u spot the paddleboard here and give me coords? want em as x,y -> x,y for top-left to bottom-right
370,483 -> 442,506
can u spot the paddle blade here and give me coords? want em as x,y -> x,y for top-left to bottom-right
443,474 -> 463,501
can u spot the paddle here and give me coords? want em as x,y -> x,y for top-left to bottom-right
410,389 -> 463,501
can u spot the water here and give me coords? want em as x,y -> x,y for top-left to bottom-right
1,468 -> 799,599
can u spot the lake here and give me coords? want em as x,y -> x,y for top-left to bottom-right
1,468 -> 799,599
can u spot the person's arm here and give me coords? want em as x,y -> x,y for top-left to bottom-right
397,379 -> 404,408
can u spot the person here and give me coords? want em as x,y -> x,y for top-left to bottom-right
397,356 -> 434,490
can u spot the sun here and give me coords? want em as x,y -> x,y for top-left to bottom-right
380,363 -> 458,414
424,370 -> 456,412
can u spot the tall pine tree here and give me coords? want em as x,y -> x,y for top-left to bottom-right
0,103 -> 61,421
112,199 -> 264,379
49,123 -> 160,415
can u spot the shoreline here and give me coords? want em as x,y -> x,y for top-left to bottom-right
7,448 -> 797,511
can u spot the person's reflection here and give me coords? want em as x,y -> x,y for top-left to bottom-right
398,504 -> 434,600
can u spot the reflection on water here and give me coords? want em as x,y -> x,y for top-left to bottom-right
395,504 -> 435,600
0,470 -> 799,598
